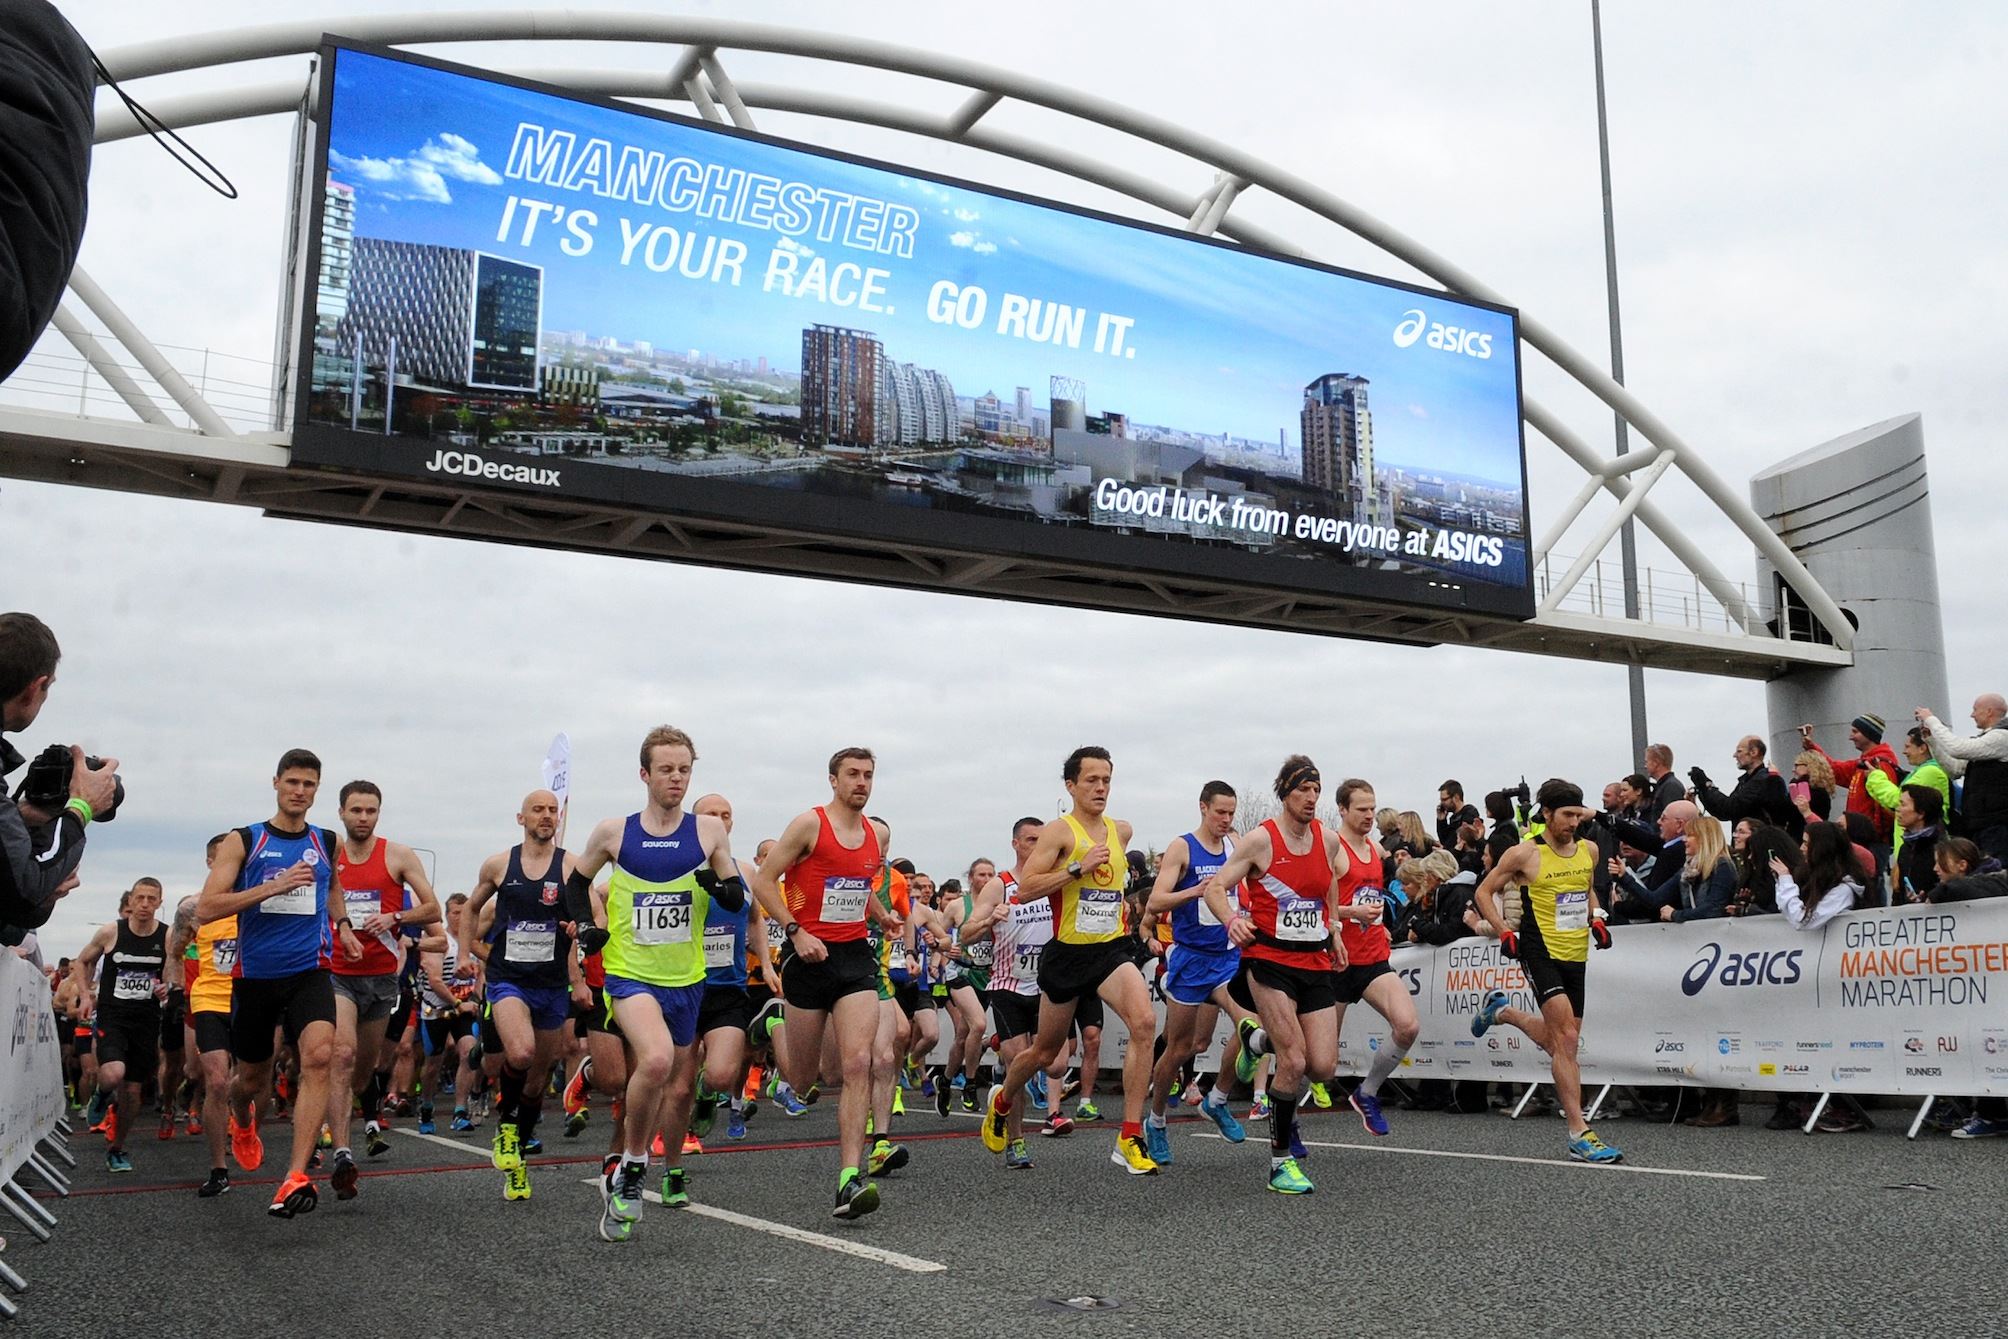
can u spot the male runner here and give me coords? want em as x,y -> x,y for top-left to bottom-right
983,747 -> 1160,1175
962,819 -> 1059,1166
416,893 -> 481,1135
936,859 -> 994,1112
1471,778 -> 1624,1164
196,748 -> 348,1218
1200,756 -> 1343,1194
328,781 -> 441,1200
167,836 -> 240,1195
568,727 -> 744,1241
1327,778 -> 1422,1138
464,788 -> 585,1202
750,747 -> 901,1219
685,793 -> 759,1152
1142,781 -> 1251,1163
71,878 -> 170,1173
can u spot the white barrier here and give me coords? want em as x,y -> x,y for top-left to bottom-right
926,899 -> 2008,1100
2,952 -> 66,1185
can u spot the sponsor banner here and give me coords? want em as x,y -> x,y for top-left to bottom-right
2,952 -> 65,1185
291,41 -> 1533,621
1581,899 -> 2008,1095
1334,941 -> 1555,1085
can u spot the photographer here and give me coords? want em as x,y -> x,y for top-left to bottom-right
1,612 -> 120,939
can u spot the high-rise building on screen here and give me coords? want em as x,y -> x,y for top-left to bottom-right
1301,373 -> 1373,498
335,239 -> 543,392
801,324 -> 886,447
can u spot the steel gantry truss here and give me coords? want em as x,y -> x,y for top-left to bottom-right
0,10 -> 1853,679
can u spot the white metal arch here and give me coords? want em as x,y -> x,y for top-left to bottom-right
0,10 -> 1855,676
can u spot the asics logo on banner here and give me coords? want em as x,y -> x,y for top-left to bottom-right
1679,942 -> 1804,996
1392,308 -> 1493,359
424,450 -> 561,488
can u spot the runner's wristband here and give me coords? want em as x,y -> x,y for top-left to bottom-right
65,797 -> 93,825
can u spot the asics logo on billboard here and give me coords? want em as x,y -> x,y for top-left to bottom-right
423,450 -> 561,488
1393,308 -> 1493,360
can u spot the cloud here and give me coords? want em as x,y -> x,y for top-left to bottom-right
947,230 -> 978,248
1408,403 -> 1431,419
949,230 -> 998,254
953,207 -> 981,223
331,132 -> 500,204
972,240 -> 997,254
774,236 -> 817,259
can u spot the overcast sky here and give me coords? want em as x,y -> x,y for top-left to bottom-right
6,1 -> 2004,957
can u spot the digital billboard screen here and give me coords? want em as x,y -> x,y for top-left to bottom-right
293,42 -> 1532,618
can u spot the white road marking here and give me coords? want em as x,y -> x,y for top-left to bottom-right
1188,1132 -> 1767,1181
394,1127 -> 498,1158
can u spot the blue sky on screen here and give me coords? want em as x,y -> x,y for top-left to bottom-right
326,48 -> 1522,485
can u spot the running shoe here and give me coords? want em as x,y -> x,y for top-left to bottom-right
681,1132 -> 704,1156
1027,1078 -> 1048,1113
1248,1094 -> 1272,1122
158,1111 -> 176,1141
1267,1157 -> 1314,1195
1075,1099 -> 1103,1122
563,1062 -> 591,1121
981,1088 -> 1011,1153
503,1164 -> 531,1201
1952,1116 -> 2008,1139
725,1108 -> 748,1141
869,1138 -> 910,1175
106,1148 -> 132,1174
774,1084 -> 809,1118
1061,1071 -> 1083,1101
746,997 -> 785,1048
523,1135 -> 543,1156
1005,1138 -> 1034,1170
802,1083 -> 820,1105
651,1132 -> 666,1158
1288,1119 -> 1308,1161
691,1088 -> 718,1139
935,1074 -> 953,1117
1350,1090 -> 1391,1137
832,1174 -> 880,1221
1040,1113 -> 1075,1139
1110,1133 -> 1160,1175
268,1170 -> 318,1218
1566,1129 -> 1624,1164
1182,1082 -> 1208,1109
1306,1081 -> 1332,1110
1165,1079 -> 1183,1104
331,1149 -> 360,1200
307,1149 -> 322,1172
609,1161 -> 646,1223
184,1114 -> 203,1137
1201,1093 -> 1247,1143
418,1104 -> 437,1136
197,1168 -> 231,1198
960,1090 -> 978,1113
228,1113 -> 264,1172
316,1124 -> 333,1150
492,1122 -> 523,1172
891,1086 -> 906,1117
364,1122 -> 391,1158
450,1110 -> 475,1133
85,1088 -> 110,1128
1235,1018 -> 1264,1083
1471,988 -> 1510,1038
660,1167 -> 690,1208
1144,1121 -> 1173,1166
598,1177 -> 634,1242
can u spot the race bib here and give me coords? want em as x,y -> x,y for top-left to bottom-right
822,877 -> 869,925
887,946 -> 910,977
1351,886 -> 1386,911
1075,888 -> 1122,937
263,881 -> 316,917
766,918 -> 787,950
704,925 -> 737,969
964,937 -> 994,968
1197,893 -> 1224,927
632,891 -> 693,945
506,921 -> 557,963
1553,890 -> 1589,932
113,968 -> 155,1002
1014,943 -> 1043,981
345,890 -> 382,925
211,939 -> 238,975
1276,894 -> 1327,942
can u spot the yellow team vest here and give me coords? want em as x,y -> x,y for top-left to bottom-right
1525,838 -> 1596,963
190,914 -> 239,1014
1054,814 -> 1129,945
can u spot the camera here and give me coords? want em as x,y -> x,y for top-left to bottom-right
1504,778 -> 1531,808
13,744 -> 124,821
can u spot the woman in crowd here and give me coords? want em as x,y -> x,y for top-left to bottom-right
1792,750 -> 1837,822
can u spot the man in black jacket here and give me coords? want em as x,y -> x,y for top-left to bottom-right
1692,736 -> 1804,840
1642,744 -> 1684,824
1,613 -> 118,941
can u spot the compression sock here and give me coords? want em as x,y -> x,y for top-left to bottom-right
1269,1086 -> 1301,1159
1360,1044 -> 1410,1098
498,1064 -> 527,1126
360,1071 -> 386,1123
